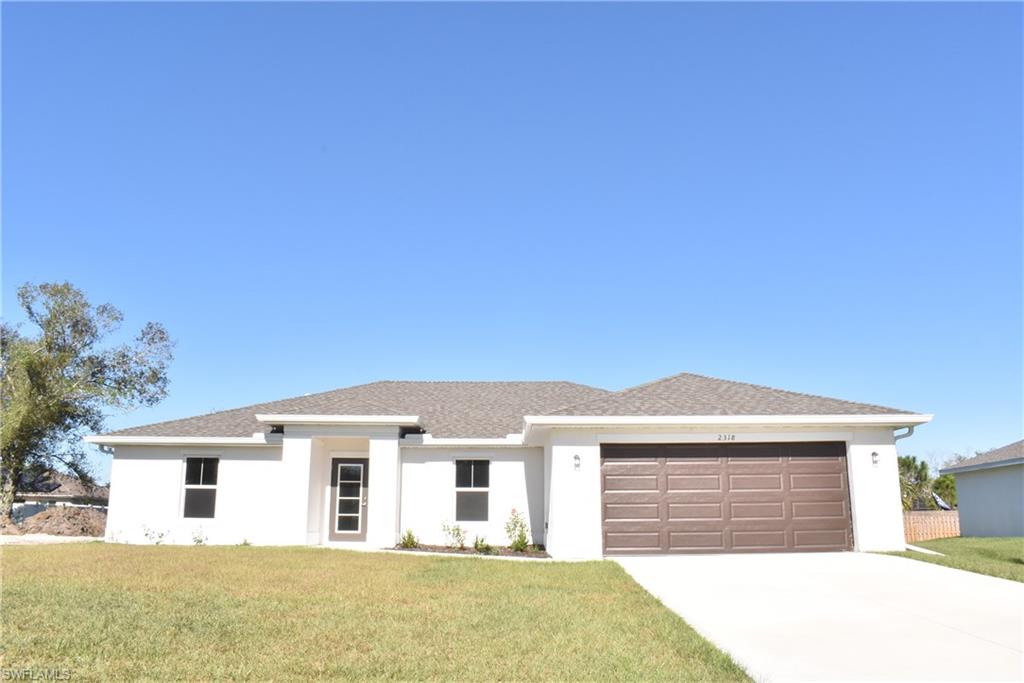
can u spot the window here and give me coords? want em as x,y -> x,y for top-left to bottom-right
184,457 -> 218,518
335,462 -> 363,533
455,459 -> 489,522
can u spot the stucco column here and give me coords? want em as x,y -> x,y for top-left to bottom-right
367,434 -> 401,548
545,432 -> 603,560
280,436 -> 314,545
847,428 -> 906,551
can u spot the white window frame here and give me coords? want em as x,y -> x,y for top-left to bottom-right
182,454 -> 219,519
334,461 -> 364,534
454,458 -> 490,522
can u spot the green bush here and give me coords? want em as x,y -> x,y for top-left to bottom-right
505,509 -> 530,552
473,536 -> 494,554
398,529 -> 419,549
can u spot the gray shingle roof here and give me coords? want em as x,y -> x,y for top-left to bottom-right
548,372 -> 911,416
107,372 -> 918,439
941,439 -> 1024,474
109,381 -> 610,438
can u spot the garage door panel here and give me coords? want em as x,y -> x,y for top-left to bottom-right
790,473 -> 844,490
601,442 -> 853,554
604,491 -> 663,505
729,473 -> 783,491
730,501 -> 786,520
669,531 -> 724,550
666,474 -> 722,490
667,502 -> 723,520
731,530 -> 788,550
726,457 -> 783,470
787,459 -> 844,473
603,460 -> 660,473
604,474 -> 659,491
606,531 -> 661,550
793,529 -> 850,548
792,501 -> 847,519
665,460 -> 726,475
604,503 -> 660,520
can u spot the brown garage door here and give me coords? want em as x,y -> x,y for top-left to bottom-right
601,442 -> 853,554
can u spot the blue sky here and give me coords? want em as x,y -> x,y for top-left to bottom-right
3,3 -> 1021,481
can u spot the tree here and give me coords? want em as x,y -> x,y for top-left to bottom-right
897,455 -> 935,511
1,282 -> 173,524
932,474 -> 957,508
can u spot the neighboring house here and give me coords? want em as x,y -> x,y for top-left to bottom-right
940,439 -> 1023,537
13,470 -> 109,521
86,372 -> 931,559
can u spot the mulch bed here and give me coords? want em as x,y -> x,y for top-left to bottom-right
10,507 -> 107,537
394,544 -> 550,558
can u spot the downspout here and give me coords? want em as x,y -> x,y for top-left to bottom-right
894,426 -> 915,442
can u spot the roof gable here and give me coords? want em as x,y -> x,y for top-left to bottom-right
548,372 -> 911,416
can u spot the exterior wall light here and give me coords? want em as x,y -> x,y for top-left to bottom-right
573,454 -> 581,471
871,451 -> 879,465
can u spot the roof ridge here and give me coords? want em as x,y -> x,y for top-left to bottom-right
545,371 -> 698,415
370,379 -> 603,386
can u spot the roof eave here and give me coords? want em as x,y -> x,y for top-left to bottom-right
254,414 -> 420,426
524,413 -> 933,429
84,434 -> 282,447
940,457 -> 1024,476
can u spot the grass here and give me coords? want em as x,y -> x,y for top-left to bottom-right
0,544 -> 748,681
891,537 -> 1024,583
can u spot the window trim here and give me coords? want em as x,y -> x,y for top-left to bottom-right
182,453 -> 220,519
334,461 -> 364,534
454,458 -> 490,522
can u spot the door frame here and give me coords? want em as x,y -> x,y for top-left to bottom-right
328,456 -> 370,542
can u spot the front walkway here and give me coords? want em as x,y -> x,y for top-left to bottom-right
616,552 -> 1024,682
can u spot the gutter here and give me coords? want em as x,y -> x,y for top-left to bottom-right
84,434 -> 282,447
522,413 -> 931,441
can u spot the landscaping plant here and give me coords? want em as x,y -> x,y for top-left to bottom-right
505,508 -> 530,552
441,523 -> 466,549
473,536 -> 493,554
398,529 -> 419,548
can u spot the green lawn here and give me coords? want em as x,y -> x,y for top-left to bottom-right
1,544 -> 748,681
891,537 -> 1024,583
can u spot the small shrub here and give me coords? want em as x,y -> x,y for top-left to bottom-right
441,522 -> 466,549
505,509 -> 530,552
142,527 -> 167,545
473,536 -> 494,554
192,529 -> 207,545
399,529 -> 419,548
238,538 -> 252,547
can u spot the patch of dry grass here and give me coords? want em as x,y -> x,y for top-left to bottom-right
1,544 -> 748,681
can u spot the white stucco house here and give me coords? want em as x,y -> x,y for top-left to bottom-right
87,372 -> 931,559
940,439 -> 1023,537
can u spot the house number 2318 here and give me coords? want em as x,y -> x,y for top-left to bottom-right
717,434 -> 736,441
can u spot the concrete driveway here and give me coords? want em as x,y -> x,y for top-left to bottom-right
616,553 -> 1024,682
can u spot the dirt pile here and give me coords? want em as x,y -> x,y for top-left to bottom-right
17,507 -> 107,537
